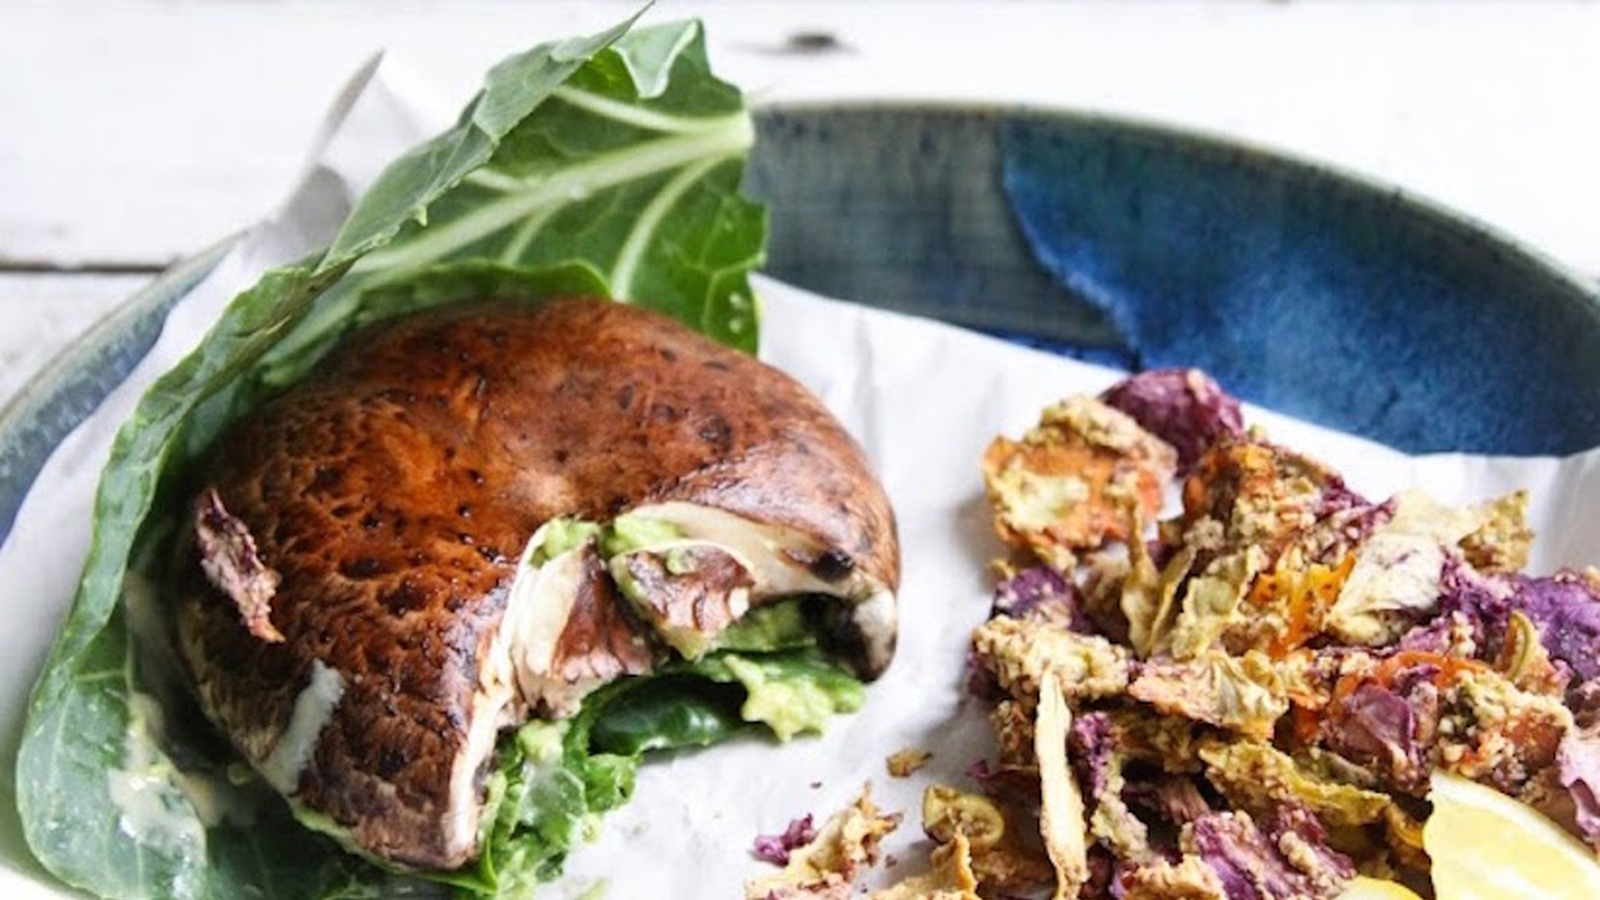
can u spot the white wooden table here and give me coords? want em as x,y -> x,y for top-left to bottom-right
5,0 -> 1599,412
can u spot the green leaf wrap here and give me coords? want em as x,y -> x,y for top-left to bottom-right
17,16 -> 774,900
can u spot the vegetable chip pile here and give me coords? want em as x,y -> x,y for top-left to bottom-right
941,369 -> 1600,899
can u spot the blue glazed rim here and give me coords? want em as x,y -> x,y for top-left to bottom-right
0,237 -> 238,546
4,101 -> 1598,548
746,100 -> 1600,456
748,99 -> 1600,333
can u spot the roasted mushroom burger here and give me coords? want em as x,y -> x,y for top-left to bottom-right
175,297 -> 900,871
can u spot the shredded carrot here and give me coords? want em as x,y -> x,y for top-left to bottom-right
1258,553 -> 1355,657
1289,703 -> 1323,746
1329,651 -> 1490,712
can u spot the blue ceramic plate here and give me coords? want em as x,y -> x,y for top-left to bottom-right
4,103 -> 1600,546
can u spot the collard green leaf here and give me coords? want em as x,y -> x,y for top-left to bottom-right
586,678 -> 751,756
15,261 -> 348,900
464,651 -> 862,896
323,15 -> 639,264
346,19 -> 764,349
19,13 -> 769,900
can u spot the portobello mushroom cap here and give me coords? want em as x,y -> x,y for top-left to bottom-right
173,297 -> 900,870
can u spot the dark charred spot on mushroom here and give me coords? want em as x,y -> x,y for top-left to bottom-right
807,549 -> 856,583
377,746 -> 408,780
342,557 -> 387,579
456,504 -> 472,519
617,384 -> 635,409
385,578 -> 431,616
658,347 -> 678,363
697,414 -> 733,453
702,359 -> 731,372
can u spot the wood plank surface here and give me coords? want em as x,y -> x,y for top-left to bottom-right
5,2 -> 1600,273
0,274 -> 151,409
4,1 -> 1599,415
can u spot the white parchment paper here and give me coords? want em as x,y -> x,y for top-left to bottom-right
4,54 -> 1600,899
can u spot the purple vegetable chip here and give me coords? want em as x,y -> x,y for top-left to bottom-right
1438,558 -> 1514,647
1189,806 -> 1353,899
993,565 -> 1090,631
1125,776 -> 1212,827
1561,727 -> 1600,850
1100,368 -> 1244,470
1396,611 -> 1470,657
1264,804 -> 1355,886
1515,570 -> 1600,682
752,813 -> 815,865
1069,711 -> 1116,800
1325,679 -> 1435,794
1310,472 -> 1369,521
965,757 -> 997,785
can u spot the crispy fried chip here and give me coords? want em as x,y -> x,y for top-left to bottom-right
1128,650 -> 1289,741
867,833 -> 981,900
1198,739 -> 1392,827
984,396 -> 1175,568
971,616 -> 1131,707
744,784 -> 903,900
887,748 -> 934,779
1036,677 -> 1089,899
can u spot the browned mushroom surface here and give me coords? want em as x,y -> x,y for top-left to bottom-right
175,297 -> 899,869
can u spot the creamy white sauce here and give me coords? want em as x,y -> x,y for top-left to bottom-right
176,769 -> 258,829
259,660 -> 344,794
107,691 -> 207,859
107,576 -> 262,856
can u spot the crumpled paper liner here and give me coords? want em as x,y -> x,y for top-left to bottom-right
4,49 -> 1600,900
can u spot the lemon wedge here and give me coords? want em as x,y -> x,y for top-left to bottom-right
1336,876 -> 1422,900
1424,771 -> 1600,899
